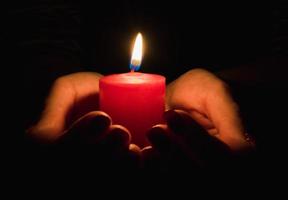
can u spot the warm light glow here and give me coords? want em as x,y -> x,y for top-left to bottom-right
130,33 -> 143,71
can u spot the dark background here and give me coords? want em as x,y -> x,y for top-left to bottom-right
2,0 -> 287,177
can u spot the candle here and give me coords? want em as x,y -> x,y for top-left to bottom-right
99,33 -> 166,147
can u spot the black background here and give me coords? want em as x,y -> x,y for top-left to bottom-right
2,0 -> 287,182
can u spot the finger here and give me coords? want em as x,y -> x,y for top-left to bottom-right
129,143 -> 141,154
60,111 -> 112,144
123,144 -> 142,169
165,110 -> 231,162
147,123 -> 201,167
165,110 -> 207,137
141,146 -> 163,170
146,124 -> 172,153
29,72 -> 102,142
103,125 -> 131,151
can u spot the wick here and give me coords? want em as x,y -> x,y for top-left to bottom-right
130,69 -> 135,73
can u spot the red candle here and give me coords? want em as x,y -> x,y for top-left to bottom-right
99,33 -> 166,147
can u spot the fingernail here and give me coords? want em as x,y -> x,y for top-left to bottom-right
147,126 -> 170,153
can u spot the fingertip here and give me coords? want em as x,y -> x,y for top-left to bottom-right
147,124 -> 167,140
141,145 -> 153,154
164,109 -> 189,133
140,146 -> 162,169
147,125 -> 171,153
71,111 -> 112,135
125,144 -> 142,168
105,125 -> 131,149
82,111 -> 112,126
164,109 -> 189,120
88,112 -> 112,133
164,109 -> 176,121
110,124 -> 131,141
89,111 -> 112,122
129,143 -> 141,154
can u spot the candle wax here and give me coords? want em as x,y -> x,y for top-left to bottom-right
99,72 -> 165,147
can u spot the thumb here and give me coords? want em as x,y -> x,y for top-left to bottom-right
27,77 -> 75,142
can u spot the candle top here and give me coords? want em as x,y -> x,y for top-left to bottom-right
100,72 -> 165,85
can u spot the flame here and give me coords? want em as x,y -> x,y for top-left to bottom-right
130,33 -> 143,71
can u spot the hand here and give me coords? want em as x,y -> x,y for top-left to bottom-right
144,110 -> 233,170
27,72 -> 140,165
165,68 -> 254,151
142,69 -> 255,171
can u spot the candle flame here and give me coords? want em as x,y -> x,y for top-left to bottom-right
130,33 -> 143,71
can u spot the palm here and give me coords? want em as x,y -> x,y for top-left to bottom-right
166,69 -> 249,150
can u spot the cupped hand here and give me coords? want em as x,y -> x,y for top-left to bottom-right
27,72 -> 140,160
142,69 -> 255,171
165,68 -> 254,151
145,110 -> 232,170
